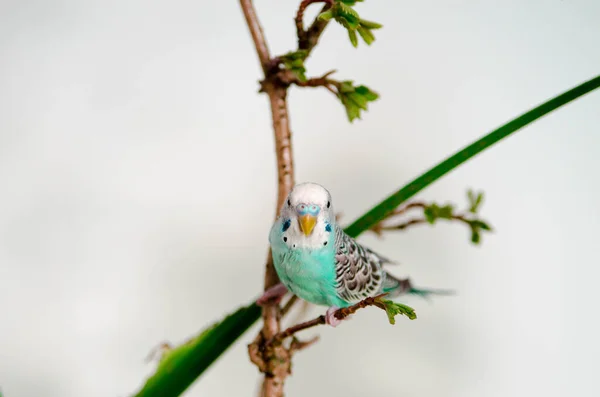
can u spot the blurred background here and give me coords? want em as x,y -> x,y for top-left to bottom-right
1,0 -> 600,396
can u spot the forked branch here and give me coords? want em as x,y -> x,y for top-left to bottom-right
369,198 -> 493,244
296,0 -> 334,53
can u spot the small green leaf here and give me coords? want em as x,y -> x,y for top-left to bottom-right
471,228 -> 481,244
337,2 -> 360,19
467,189 -> 476,206
468,190 -> 484,213
318,9 -> 334,21
423,203 -> 454,223
380,299 -> 417,324
357,26 -> 375,45
470,220 -> 492,231
341,95 -> 361,121
347,92 -> 368,110
355,85 -> 379,101
281,50 -> 308,61
280,50 -> 308,82
330,2 -> 360,31
348,29 -> 358,47
475,192 -> 484,210
339,81 -> 355,93
437,204 -> 454,219
359,18 -> 383,30
424,206 -> 436,224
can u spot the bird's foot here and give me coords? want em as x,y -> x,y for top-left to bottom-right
325,306 -> 343,327
257,283 -> 288,306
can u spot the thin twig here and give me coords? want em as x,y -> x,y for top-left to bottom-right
375,218 -> 428,233
271,315 -> 326,344
239,0 -> 271,73
293,70 -> 340,96
280,295 -> 298,317
383,214 -> 474,231
373,211 -> 474,235
295,0 -> 325,44
301,2 -> 334,53
268,294 -> 388,345
289,335 -> 320,355
389,202 -> 427,217
295,70 -> 337,87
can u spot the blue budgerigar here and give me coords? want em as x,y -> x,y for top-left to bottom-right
258,182 -> 432,327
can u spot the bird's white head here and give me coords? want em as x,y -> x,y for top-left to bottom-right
278,182 -> 335,249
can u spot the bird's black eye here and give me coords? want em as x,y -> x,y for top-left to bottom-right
327,201 -> 331,208
287,199 -> 291,206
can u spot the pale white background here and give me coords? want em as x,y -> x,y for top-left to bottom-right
1,0 -> 599,396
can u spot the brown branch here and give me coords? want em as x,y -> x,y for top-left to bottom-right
372,218 -> 428,235
369,201 -> 426,236
239,1 -> 299,396
382,215 -> 474,232
268,294 -> 388,345
293,70 -> 339,95
240,0 -> 271,73
300,2 -> 333,54
295,70 -> 337,86
256,74 -> 295,397
389,202 -> 427,217
372,207 -> 475,236
267,86 -> 295,214
271,315 -> 326,344
295,0 -> 324,45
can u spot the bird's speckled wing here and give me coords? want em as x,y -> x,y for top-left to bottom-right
333,227 -> 394,304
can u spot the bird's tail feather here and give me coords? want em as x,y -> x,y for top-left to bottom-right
382,273 -> 455,300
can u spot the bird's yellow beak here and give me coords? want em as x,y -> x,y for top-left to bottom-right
298,214 -> 317,236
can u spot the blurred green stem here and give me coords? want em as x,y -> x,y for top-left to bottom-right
345,74 -> 600,237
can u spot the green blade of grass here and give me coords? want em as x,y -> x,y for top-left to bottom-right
133,303 -> 261,397
130,74 -> 600,397
344,74 -> 600,237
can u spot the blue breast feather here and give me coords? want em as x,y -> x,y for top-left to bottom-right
269,220 -> 347,307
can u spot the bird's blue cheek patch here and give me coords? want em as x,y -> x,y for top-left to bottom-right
282,219 -> 291,232
325,223 -> 332,233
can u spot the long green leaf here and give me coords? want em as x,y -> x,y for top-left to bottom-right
344,74 -> 600,237
133,303 -> 261,397
131,74 -> 600,397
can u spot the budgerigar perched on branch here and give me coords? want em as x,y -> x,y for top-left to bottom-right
258,182 -> 442,327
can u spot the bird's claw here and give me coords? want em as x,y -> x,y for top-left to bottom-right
257,283 -> 288,306
325,306 -> 342,327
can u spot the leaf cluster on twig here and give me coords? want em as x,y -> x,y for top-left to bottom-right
266,0 -> 383,122
370,189 -> 493,244
318,0 -> 383,47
